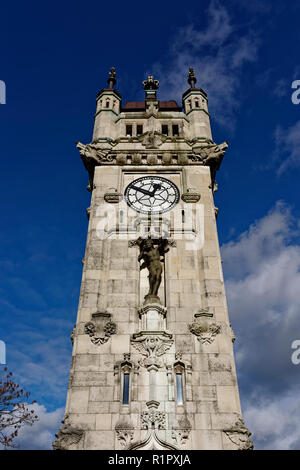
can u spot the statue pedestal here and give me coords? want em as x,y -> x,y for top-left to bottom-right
138,303 -> 167,331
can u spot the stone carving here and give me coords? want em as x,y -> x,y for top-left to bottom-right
223,418 -> 254,450
191,141 -> 228,190
52,415 -> 84,450
141,401 -> 166,430
181,189 -> 201,203
70,325 -> 76,345
137,237 -> 169,303
115,419 -> 135,448
84,313 -> 117,346
76,141 -> 114,190
104,189 -> 123,203
131,332 -> 173,369
139,131 -> 167,149
172,415 -> 192,447
189,319 -> 221,344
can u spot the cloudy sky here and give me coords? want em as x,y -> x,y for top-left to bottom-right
1,0 -> 300,450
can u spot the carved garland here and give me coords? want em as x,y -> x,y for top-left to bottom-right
188,321 -> 221,344
84,319 -> 117,345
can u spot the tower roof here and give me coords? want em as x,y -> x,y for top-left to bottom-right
121,100 -> 181,112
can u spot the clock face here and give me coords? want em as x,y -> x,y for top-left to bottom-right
124,176 -> 180,214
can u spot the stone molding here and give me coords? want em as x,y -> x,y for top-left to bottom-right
181,190 -> 201,203
104,190 -> 123,203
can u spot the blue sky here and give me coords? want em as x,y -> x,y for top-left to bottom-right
1,0 -> 300,449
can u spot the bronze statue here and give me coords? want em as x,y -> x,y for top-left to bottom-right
137,238 -> 169,301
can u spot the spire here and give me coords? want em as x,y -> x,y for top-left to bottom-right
107,67 -> 116,89
188,67 -> 197,89
143,75 -> 159,98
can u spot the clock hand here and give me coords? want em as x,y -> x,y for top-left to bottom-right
131,185 -> 153,197
150,183 -> 162,197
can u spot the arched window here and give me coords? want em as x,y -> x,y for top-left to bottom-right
121,355 -> 132,405
174,360 -> 185,405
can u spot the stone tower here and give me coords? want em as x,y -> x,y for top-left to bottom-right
53,67 -> 253,450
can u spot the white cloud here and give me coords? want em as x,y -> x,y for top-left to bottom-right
245,392 -> 300,449
275,120 -> 300,174
151,0 -> 259,128
1,403 -> 64,450
221,202 -> 300,449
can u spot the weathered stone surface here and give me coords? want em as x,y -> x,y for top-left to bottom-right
60,69 -> 250,450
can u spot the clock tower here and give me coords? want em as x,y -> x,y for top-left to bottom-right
53,68 -> 253,450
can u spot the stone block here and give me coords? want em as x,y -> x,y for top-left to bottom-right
110,334 -> 130,354
194,413 -> 212,430
75,354 -> 100,371
95,413 -> 112,430
84,430 -> 114,450
90,386 -> 114,402
68,387 -> 89,413
216,386 -> 241,413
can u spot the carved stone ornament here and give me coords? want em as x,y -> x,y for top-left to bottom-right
52,415 -> 84,450
181,189 -> 201,203
172,415 -> 192,447
131,332 -> 173,369
188,318 -> 221,344
141,401 -> 166,430
104,189 -> 123,203
84,312 -> 117,346
115,419 -> 135,448
223,418 -> 254,450
70,325 -> 76,345
138,131 -> 167,149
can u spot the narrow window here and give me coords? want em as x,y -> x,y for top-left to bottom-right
106,100 -> 110,108
162,124 -> 168,135
122,373 -> 130,404
176,373 -> 184,405
195,100 -> 199,108
172,125 -> 179,136
182,209 -> 185,223
126,125 -> 132,136
137,124 -> 143,135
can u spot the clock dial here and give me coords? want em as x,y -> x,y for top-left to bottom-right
124,176 -> 180,214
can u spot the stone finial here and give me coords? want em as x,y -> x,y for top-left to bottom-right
188,67 -> 197,88
107,67 -> 116,89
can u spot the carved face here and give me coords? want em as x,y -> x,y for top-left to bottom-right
124,176 -> 180,214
